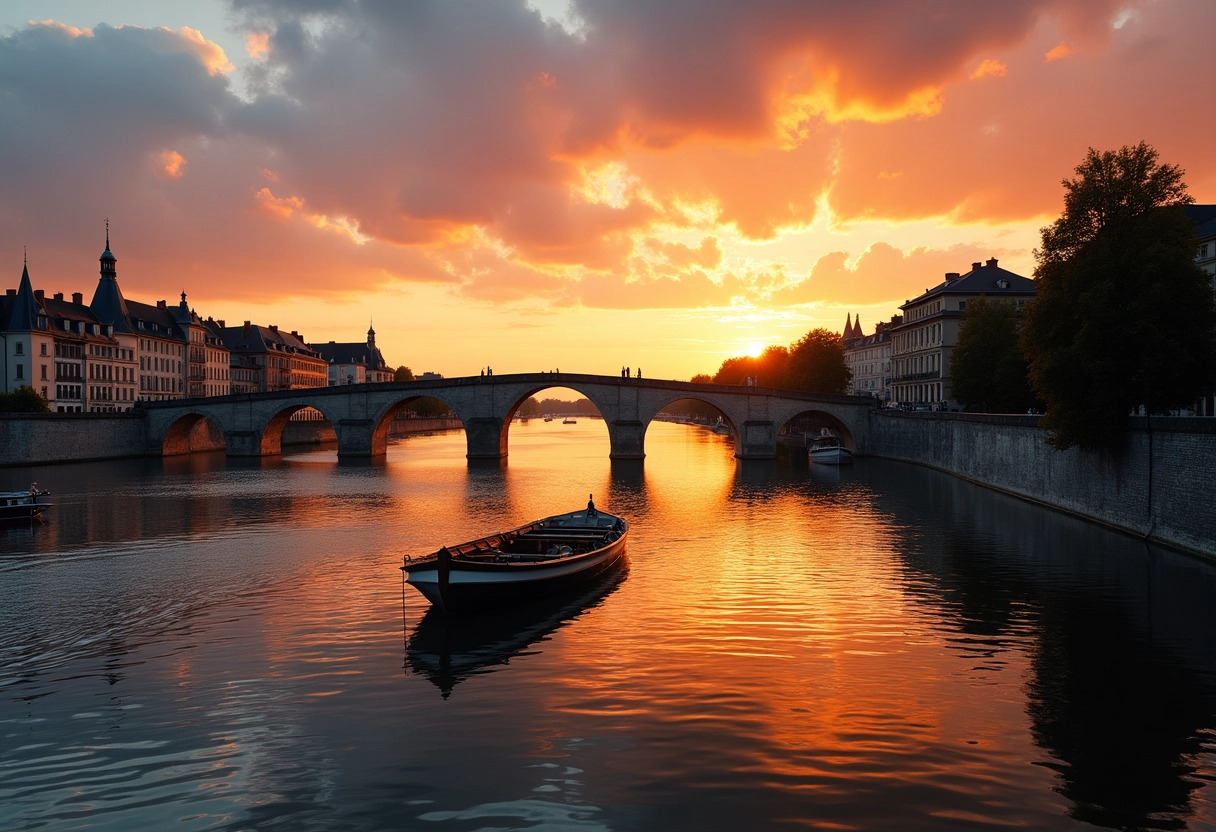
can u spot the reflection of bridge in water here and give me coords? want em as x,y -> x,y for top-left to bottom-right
142,372 -> 876,461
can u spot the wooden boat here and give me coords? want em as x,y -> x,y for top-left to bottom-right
562,417 -> 577,424
807,432 -> 853,465
0,484 -> 52,523
401,500 -> 628,614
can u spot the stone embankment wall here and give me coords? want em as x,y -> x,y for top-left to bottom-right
869,411 -> 1216,559
0,413 -> 147,466
0,414 -> 464,465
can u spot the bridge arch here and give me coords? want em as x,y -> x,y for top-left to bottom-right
161,412 -> 226,456
776,408 -> 857,451
368,394 -> 462,456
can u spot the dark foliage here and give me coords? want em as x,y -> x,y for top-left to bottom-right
950,297 -> 1037,413
1022,143 -> 1216,450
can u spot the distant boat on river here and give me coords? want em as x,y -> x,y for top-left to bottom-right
563,417 -> 577,424
0,484 -> 51,524
401,501 -> 628,614
807,431 -> 853,465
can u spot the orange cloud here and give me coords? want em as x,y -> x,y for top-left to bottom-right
1045,41 -> 1074,62
969,58 -> 1008,80
156,150 -> 188,179
246,31 -> 271,60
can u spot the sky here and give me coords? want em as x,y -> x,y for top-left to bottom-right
2,0 -> 1214,381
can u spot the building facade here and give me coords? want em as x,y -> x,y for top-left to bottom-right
888,258 -> 1035,408
310,325 -> 393,386
844,314 -> 896,402
217,321 -> 328,392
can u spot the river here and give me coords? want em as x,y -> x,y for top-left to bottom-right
2,419 -> 1214,831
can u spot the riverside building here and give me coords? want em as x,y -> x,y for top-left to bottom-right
888,258 -> 1035,409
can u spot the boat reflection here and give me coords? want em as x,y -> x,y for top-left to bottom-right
404,559 -> 629,698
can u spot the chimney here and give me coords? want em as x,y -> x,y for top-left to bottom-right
986,257 -> 999,268
72,292 -> 83,304
945,272 -> 960,281
5,289 -> 15,296
217,319 -> 225,328
971,262 -> 982,271
291,330 -> 299,338
243,321 -> 251,336
34,289 -> 44,302
53,292 -> 64,301
157,299 -> 167,309
269,324 -> 278,332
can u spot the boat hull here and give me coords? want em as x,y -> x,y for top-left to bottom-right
808,446 -> 853,465
0,489 -> 51,524
403,510 -> 629,614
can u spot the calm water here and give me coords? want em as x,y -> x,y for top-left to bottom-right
2,420 -> 1215,831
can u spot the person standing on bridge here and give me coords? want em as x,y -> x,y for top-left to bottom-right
637,368 -> 641,379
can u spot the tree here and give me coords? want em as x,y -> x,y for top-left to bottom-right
785,328 -> 851,394
1021,142 -> 1216,449
394,365 -> 415,382
0,386 -> 51,413
950,297 -> 1037,413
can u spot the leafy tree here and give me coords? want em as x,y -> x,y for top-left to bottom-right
394,365 -> 415,382
1021,142 -> 1216,449
515,396 -> 542,417
690,373 -> 713,384
950,297 -> 1037,413
711,345 -> 789,387
0,385 -> 51,413
786,328 -> 851,394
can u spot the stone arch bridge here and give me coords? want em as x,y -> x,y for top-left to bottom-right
141,373 -> 877,461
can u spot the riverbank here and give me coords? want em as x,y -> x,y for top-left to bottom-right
868,410 -> 1216,560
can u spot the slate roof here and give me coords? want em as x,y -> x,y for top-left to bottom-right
903,258 -> 1034,310
1186,204 -> 1216,239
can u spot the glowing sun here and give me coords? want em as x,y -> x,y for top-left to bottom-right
745,342 -> 764,358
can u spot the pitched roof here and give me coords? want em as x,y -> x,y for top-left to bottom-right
7,263 -> 43,331
310,340 -> 387,369
1186,204 -> 1216,240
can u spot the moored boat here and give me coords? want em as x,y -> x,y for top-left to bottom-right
807,432 -> 853,465
0,484 -> 52,524
401,498 -> 628,614
562,417 -> 577,424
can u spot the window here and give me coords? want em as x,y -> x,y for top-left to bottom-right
16,364 -> 23,379
15,342 -> 23,355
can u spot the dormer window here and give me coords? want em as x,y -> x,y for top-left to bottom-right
996,279 -> 1010,289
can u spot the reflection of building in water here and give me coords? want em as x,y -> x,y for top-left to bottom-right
866,461 -> 1216,830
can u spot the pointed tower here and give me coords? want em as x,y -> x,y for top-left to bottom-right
852,315 -> 863,339
90,220 -> 133,333
844,313 -> 853,339
7,258 -> 45,332
367,320 -> 376,348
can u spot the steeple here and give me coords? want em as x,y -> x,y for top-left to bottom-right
8,259 -> 44,331
90,222 -> 133,332
852,315 -> 863,339
844,313 -> 853,338
367,319 -> 376,346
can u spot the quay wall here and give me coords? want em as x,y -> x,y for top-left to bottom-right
868,411 -> 1216,559
1,414 -> 465,465
0,413 -> 147,466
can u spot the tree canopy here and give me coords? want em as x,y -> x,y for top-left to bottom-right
949,297 -> 1037,413
1021,142 -> 1216,449
394,365 -> 415,382
0,386 -> 51,413
786,329 -> 851,395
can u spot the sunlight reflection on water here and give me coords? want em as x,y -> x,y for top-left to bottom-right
1,420 -> 1214,831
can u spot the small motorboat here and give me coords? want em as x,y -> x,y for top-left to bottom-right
402,498 -> 628,614
807,431 -> 853,465
0,484 -> 52,524
562,417 -> 577,424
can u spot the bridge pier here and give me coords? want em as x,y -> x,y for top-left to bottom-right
735,420 -> 778,460
336,418 -> 378,458
225,430 -> 266,457
466,416 -> 507,459
608,420 -> 646,460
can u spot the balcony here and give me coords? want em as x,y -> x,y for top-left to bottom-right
892,370 -> 941,382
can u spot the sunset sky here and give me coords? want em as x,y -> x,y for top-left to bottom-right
2,0 -> 1214,380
